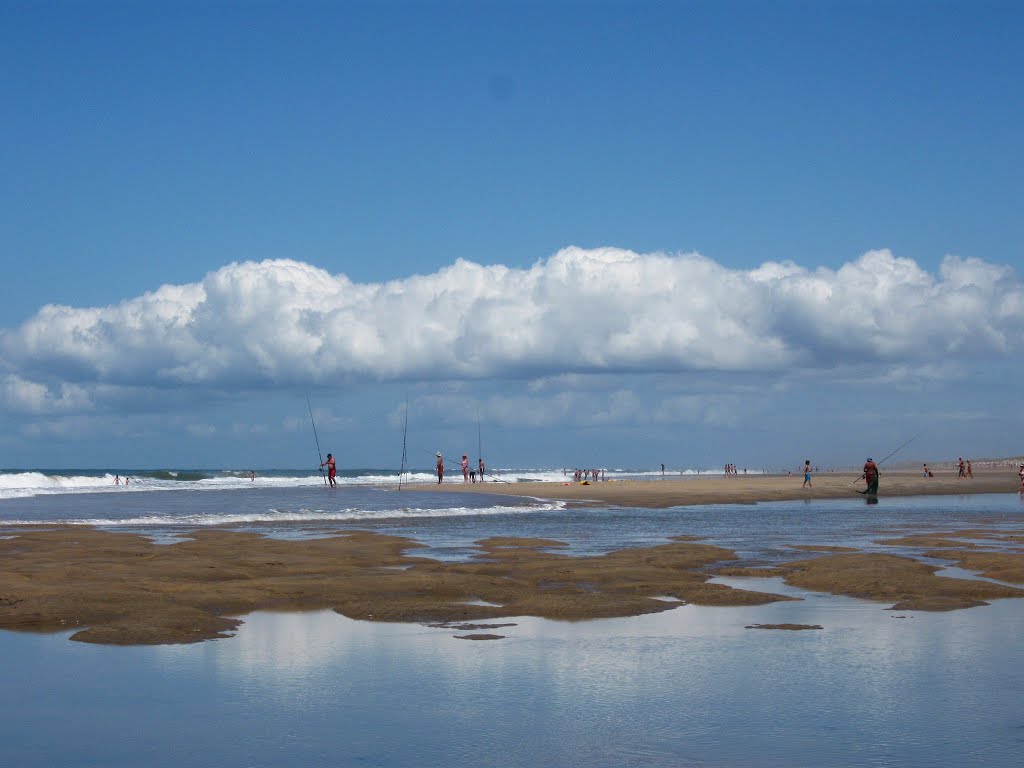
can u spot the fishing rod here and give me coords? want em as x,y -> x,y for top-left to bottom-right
420,448 -> 510,483
852,431 -> 922,483
398,394 -> 409,491
306,394 -> 327,486
877,432 -> 922,467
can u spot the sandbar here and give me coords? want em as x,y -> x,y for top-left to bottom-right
419,468 -> 1019,508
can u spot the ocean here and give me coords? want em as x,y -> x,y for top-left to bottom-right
1,472 -> 1022,767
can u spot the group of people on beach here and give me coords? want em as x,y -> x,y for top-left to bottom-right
957,457 -> 974,478
566,468 -> 604,482
723,464 -> 745,475
434,453 -> 485,484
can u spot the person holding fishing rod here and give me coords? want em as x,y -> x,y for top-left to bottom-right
855,432 -> 921,498
859,457 -> 879,496
321,453 -> 337,488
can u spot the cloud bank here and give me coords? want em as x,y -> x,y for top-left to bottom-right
2,247 -> 1022,414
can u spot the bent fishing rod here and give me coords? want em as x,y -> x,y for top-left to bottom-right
306,394 -> 327,486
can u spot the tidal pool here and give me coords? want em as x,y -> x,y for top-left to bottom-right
2,586 -> 1021,768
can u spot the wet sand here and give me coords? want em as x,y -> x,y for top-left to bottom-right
2,510 -> 1022,645
419,468 -> 1019,508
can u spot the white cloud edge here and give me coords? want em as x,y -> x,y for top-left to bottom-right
1,246 -> 1022,417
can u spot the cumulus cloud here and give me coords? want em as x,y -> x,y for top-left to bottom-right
1,247 -> 1022,416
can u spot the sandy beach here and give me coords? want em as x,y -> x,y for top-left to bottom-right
417,467 -> 1020,508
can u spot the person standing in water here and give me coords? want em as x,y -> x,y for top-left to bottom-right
802,460 -> 812,488
478,457 -> 485,481
321,453 -> 337,488
436,452 -> 444,484
859,457 -> 879,496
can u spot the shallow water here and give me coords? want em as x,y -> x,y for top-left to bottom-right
1,492 -> 1023,766
2,594 -> 1022,768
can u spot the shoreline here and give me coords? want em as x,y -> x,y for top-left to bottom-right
414,468 -> 1020,508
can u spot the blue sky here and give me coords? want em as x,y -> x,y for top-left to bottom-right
1,0 -> 1022,471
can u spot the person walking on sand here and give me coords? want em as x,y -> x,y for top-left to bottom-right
859,457 -> 880,496
436,452 -> 444,484
966,459 -> 973,478
461,454 -> 469,483
958,457 -> 965,478
321,453 -> 337,488
802,460 -> 812,488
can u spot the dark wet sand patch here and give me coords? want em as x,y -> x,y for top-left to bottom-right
920,550 -> 1024,584
777,553 -> 1024,611
454,634 -> 505,640
3,526 -> 1023,646
745,624 -> 822,631
788,545 -> 860,553
0,527 -> 784,645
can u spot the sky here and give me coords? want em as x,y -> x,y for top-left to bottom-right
1,0 -> 1022,471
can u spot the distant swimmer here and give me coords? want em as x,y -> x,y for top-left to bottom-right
802,460 -> 812,488
250,470 -> 255,481
321,453 -> 337,488
859,457 -> 880,496
114,475 -> 120,485
436,452 -> 444,484
461,454 -> 469,483
124,476 -> 129,486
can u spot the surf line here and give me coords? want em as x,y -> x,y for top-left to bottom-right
306,394 -> 328,487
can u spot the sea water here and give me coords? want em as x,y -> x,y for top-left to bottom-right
1,476 -> 1022,767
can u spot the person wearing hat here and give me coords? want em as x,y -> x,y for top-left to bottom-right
436,452 -> 444,484
320,453 -> 337,488
859,457 -> 879,496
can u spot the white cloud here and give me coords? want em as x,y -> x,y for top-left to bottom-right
1,247 -> 1022,416
2,374 -> 92,414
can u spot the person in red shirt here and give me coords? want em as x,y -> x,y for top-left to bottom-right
859,458 -> 879,496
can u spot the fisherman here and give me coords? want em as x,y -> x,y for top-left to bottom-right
321,453 -> 337,488
859,457 -> 880,496
478,457 -> 485,481
436,452 -> 444,484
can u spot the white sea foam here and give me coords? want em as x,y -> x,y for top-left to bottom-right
0,500 -> 566,528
